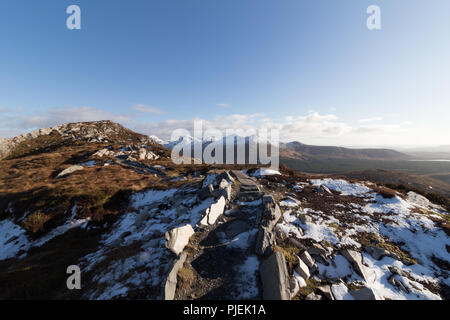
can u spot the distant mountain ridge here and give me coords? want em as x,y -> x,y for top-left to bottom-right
280,141 -> 411,161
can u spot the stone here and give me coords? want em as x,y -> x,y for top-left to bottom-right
206,196 -> 226,225
294,255 -> 310,280
364,245 -> 390,260
318,285 -> 335,300
350,287 -> 379,300
165,224 -> 195,255
163,252 -> 187,300
341,249 -> 373,283
288,237 -> 306,251
305,292 -> 322,300
56,165 -> 84,177
262,195 -> 275,205
218,171 -> 235,184
139,148 -> 159,160
299,214 -> 313,224
300,250 -> 316,269
213,181 -> 232,201
289,276 -> 300,299
265,204 -> 282,231
260,252 -> 291,300
255,226 -> 275,256
308,243 -> 327,257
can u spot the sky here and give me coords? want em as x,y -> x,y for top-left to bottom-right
0,0 -> 449,147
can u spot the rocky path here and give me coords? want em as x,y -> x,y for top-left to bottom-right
174,171 -> 268,299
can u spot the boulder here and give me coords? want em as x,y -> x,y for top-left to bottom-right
294,255 -> 310,280
305,292 -> 322,300
364,245 -> 399,261
350,287 -> 379,300
289,276 -> 300,299
262,195 -> 275,205
307,243 -> 327,257
288,237 -> 306,251
213,179 -> 232,201
56,165 -> 84,178
264,204 -> 282,231
341,249 -> 373,283
255,226 -> 275,256
206,196 -> 226,225
139,148 -> 159,160
300,250 -> 316,269
300,214 -> 313,224
318,285 -> 335,300
163,252 -> 187,300
260,252 -> 291,300
217,171 -> 235,184
165,224 -> 195,255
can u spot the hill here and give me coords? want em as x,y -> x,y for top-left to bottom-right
0,121 -> 448,300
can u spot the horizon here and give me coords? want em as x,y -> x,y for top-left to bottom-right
1,0 -> 449,147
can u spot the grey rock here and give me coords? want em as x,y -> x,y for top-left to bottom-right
262,195 -> 275,205
260,252 -> 291,300
305,292 -> 322,300
165,224 -> 195,255
163,252 -> 187,300
56,165 -> 84,177
318,285 -> 335,300
308,243 -> 327,257
350,287 -> 379,300
294,255 -> 310,280
300,214 -> 313,224
289,276 -> 300,299
342,249 -> 373,283
255,226 -> 275,257
288,237 -> 306,251
300,250 -> 316,269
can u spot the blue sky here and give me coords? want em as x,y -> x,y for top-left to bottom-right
0,0 -> 449,146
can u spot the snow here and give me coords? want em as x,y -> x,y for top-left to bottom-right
310,178 -> 372,197
0,219 -> 30,261
279,198 -> 300,207
317,255 -> 357,280
362,254 -> 442,300
232,255 -> 260,299
202,173 -> 218,188
130,188 -> 177,208
331,283 -> 355,300
250,168 -> 281,177
228,229 -> 258,250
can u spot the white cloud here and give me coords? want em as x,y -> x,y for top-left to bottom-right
217,103 -> 230,108
132,104 -> 163,114
0,106 -> 431,146
359,117 -> 383,123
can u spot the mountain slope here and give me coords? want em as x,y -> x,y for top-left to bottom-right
281,141 -> 410,161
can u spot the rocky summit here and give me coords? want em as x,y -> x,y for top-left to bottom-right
0,121 -> 449,300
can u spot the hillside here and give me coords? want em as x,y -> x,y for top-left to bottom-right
0,121 -> 449,300
280,141 -> 410,161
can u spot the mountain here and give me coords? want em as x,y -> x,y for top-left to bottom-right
280,141 -> 411,161
0,121 -> 449,300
